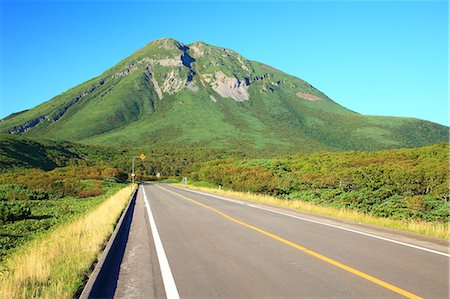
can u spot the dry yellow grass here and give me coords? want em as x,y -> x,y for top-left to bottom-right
0,185 -> 134,299
178,184 -> 449,240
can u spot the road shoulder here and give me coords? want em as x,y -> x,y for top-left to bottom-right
172,184 -> 448,255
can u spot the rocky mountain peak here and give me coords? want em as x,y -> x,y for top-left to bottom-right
150,37 -> 181,49
1,38 -> 447,152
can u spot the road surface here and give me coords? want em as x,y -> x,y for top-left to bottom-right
108,183 -> 448,298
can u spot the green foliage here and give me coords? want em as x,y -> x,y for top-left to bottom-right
0,168 -> 124,264
0,134 -> 246,182
160,178 -> 180,183
0,184 -> 49,201
0,166 -> 129,201
195,143 -> 450,223
0,202 -> 32,223
0,164 -> 128,262
190,181 -> 217,188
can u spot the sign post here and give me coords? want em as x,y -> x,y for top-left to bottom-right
132,153 -> 146,186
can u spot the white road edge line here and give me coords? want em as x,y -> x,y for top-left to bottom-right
142,186 -> 180,299
172,185 -> 449,257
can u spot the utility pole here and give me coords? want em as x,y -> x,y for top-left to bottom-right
132,153 -> 146,186
132,156 -> 137,185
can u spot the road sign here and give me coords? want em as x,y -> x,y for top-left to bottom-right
140,153 -> 146,160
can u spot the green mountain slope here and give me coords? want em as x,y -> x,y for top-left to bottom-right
1,38 -> 447,152
0,134 -> 123,171
0,134 -> 247,179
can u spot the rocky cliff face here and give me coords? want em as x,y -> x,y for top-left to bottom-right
1,38 -> 448,152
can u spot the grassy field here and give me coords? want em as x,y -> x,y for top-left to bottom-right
0,184 -> 125,264
0,149 -> 135,298
179,184 -> 448,239
0,185 -> 133,299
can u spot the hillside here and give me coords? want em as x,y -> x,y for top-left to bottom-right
0,134 -> 124,171
0,38 -> 447,152
0,134 -> 244,177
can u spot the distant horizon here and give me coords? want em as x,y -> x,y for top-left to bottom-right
1,1 -> 448,126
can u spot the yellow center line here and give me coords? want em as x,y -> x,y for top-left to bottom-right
158,185 -> 422,299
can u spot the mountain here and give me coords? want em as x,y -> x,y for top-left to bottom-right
0,38 -> 447,152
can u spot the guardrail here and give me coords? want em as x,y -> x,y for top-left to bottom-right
79,185 -> 139,299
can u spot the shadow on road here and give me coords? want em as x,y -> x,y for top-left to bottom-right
88,189 -> 137,298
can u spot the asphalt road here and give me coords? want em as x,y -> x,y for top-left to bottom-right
112,184 -> 449,298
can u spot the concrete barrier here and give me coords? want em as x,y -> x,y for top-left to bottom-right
79,185 -> 139,299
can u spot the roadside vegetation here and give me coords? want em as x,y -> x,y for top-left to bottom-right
0,136 -> 136,297
0,166 -> 129,263
181,184 -> 448,239
186,143 -> 449,238
0,186 -> 133,299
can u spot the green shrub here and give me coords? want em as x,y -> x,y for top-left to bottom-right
371,195 -> 409,220
193,143 -> 449,223
161,178 -> 180,183
415,196 -> 450,222
191,181 -> 216,188
0,184 -> 49,201
0,202 -> 32,223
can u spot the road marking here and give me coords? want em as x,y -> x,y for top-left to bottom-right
159,185 -> 422,299
172,186 -> 449,257
142,186 -> 180,299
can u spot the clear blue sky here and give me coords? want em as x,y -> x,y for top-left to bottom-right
0,0 -> 448,125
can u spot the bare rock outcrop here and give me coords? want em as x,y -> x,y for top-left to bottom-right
189,42 -> 206,58
296,92 -> 321,101
162,70 -> 185,95
156,58 -> 183,67
145,66 -> 163,100
152,38 -> 179,50
204,71 -> 249,102
209,95 -> 217,102
261,64 -> 284,73
186,81 -> 199,92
